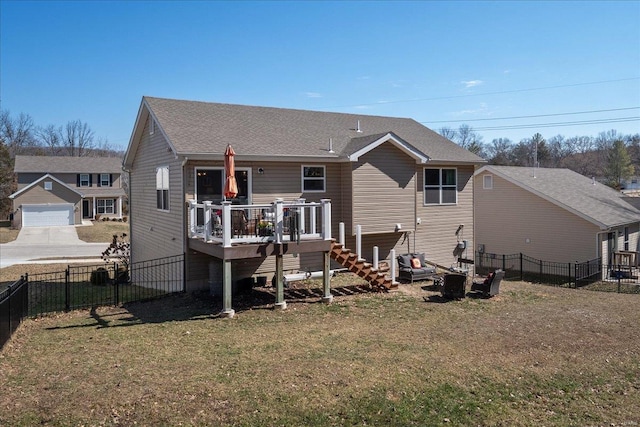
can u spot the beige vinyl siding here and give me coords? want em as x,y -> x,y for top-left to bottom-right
17,172 -> 121,190
412,165 -> 475,268
352,142 -> 416,235
474,171 -> 600,263
129,117 -> 184,266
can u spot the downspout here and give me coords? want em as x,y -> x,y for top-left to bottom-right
181,157 -> 189,285
122,165 -> 132,263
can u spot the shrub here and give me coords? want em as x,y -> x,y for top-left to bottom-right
90,267 -> 110,286
115,266 -> 129,284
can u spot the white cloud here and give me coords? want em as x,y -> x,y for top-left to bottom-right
450,103 -> 490,117
461,80 -> 483,88
303,92 -> 323,98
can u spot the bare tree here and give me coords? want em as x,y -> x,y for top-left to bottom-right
37,124 -> 64,156
64,119 -> 95,156
0,110 -> 37,157
486,138 -> 513,165
438,126 -> 458,141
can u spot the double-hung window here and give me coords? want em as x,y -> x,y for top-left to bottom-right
97,199 -> 114,214
79,174 -> 90,187
100,173 -> 110,187
424,168 -> 457,205
302,166 -> 325,192
156,166 -> 170,211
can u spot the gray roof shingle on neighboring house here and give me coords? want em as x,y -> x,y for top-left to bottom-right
14,155 -> 123,173
143,96 -> 484,164
480,165 -> 640,229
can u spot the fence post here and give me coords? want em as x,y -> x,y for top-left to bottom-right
568,263 -> 572,288
114,262 -> 119,306
65,267 -> 70,312
183,253 -> 187,293
519,253 -> 523,281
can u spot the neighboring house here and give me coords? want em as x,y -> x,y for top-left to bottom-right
9,155 -> 126,228
123,96 -> 485,293
621,176 -> 640,191
474,165 -> 640,264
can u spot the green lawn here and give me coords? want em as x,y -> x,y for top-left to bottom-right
1,280 -> 639,426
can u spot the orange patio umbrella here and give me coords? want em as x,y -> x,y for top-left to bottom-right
224,144 -> 238,200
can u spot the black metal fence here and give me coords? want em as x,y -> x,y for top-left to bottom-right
26,254 -> 185,317
475,251 -> 640,293
0,277 -> 28,350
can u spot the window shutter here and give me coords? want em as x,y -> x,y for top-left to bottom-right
110,174 -> 113,187
77,174 -> 80,187
89,174 -> 93,187
97,175 -> 101,187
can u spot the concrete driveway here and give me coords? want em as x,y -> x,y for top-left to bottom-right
0,226 -> 109,268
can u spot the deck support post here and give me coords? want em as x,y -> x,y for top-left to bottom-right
219,259 -> 235,318
322,250 -> 333,304
390,249 -> 397,285
356,224 -> 363,261
274,251 -> 287,310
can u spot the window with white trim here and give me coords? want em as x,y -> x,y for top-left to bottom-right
624,227 -> 629,251
100,173 -> 110,187
150,118 -> 155,135
483,175 -> 493,190
97,199 -> 115,214
44,181 -> 52,191
156,166 -> 170,211
424,168 -> 457,205
80,174 -> 90,187
302,165 -> 325,192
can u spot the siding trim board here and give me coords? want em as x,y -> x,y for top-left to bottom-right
347,132 -> 429,163
9,173 -> 83,200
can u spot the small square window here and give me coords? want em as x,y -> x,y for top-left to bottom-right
44,181 -> 52,191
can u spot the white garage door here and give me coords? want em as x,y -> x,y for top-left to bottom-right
22,204 -> 74,227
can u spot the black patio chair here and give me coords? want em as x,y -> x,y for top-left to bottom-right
440,272 -> 467,299
470,269 -> 504,297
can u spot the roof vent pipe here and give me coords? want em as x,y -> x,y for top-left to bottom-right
356,120 -> 362,133
328,137 -> 335,154
592,177 -> 596,185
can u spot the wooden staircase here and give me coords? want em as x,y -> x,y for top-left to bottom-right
330,241 -> 397,292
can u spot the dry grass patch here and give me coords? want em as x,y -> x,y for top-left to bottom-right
0,227 -> 19,243
1,280 -> 639,426
76,221 -> 129,243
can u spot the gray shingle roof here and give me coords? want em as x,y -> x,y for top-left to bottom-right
144,97 -> 484,164
481,166 -> 640,228
14,155 -> 123,173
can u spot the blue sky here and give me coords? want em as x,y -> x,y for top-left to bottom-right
2,1 -> 639,152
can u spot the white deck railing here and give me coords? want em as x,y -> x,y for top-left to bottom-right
188,198 -> 332,248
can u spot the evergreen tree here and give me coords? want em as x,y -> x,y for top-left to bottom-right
605,139 -> 634,190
